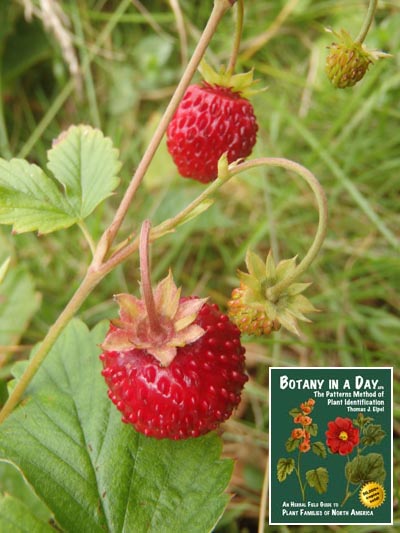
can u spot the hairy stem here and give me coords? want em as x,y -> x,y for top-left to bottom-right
227,0 -> 244,75
139,221 -> 161,332
95,0 -> 232,263
0,1 -> 234,424
355,0 -> 378,44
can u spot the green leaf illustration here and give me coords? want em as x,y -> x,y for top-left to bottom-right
361,424 -> 386,447
305,467 -> 329,494
285,437 -> 300,452
277,458 -> 295,482
308,422 -> 318,437
311,441 -> 327,458
345,453 -> 386,485
47,125 -> 121,219
289,407 -> 301,418
0,158 -> 76,233
0,320 -> 232,533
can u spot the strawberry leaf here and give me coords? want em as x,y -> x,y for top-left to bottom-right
0,319 -> 233,533
47,125 -> 121,219
0,264 -> 41,353
0,493 -> 54,533
0,158 -> 76,233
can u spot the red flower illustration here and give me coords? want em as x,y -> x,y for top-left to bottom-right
326,417 -> 360,455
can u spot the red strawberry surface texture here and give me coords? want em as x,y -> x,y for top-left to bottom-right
167,83 -> 258,183
100,301 -> 248,440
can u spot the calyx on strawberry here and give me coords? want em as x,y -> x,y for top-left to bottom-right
166,61 -> 259,183
228,250 -> 318,336
100,221 -> 248,440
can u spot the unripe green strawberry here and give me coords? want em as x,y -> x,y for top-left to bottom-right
228,250 -> 318,337
326,29 -> 390,89
228,283 -> 280,336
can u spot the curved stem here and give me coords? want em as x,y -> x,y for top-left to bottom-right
355,0 -> 378,44
95,0 -> 232,263
139,221 -> 160,332
229,158 -> 328,300
227,0 -> 244,75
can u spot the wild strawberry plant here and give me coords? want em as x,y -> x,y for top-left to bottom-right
0,0 -> 391,531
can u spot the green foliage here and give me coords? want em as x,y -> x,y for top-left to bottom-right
0,264 -> 40,347
345,453 -> 386,486
305,467 -> 329,494
312,441 -> 327,458
0,0 -> 399,531
361,424 -> 386,447
0,493 -> 54,533
0,320 -> 233,533
277,458 -> 295,482
0,125 -> 121,234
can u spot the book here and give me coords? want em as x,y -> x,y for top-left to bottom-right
269,366 -> 393,525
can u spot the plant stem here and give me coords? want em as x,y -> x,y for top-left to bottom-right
0,1 -> 234,424
295,450 -> 305,501
139,221 -> 160,332
355,0 -> 378,44
96,0 -> 233,261
227,0 -> 244,75
229,157 -> 328,301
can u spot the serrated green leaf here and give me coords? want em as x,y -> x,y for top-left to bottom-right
0,158 -> 76,233
312,441 -> 327,458
0,320 -> 233,533
277,458 -> 295,482
47,125 -> 121,219
308,423 -> 318,437
0,494 -> 54,533
345,453 -> 386,485
361,424 -> 386,446
305,467 -> 329,494
285,437 -> 299,453
289,407 -> 301,418
0,265 -> 41,355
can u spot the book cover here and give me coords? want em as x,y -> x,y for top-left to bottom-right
269,367 -> 393,525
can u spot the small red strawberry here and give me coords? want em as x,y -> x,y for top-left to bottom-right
166,62 -> 259,183
100,221 -> 248,440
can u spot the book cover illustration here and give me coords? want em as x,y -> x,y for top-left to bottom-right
269,367 -> 393,525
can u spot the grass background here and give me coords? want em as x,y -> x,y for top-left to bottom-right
0,0 -> 399,531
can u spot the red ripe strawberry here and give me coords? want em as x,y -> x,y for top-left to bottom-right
100,221 -> 247,440
166,63 -> 259,183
